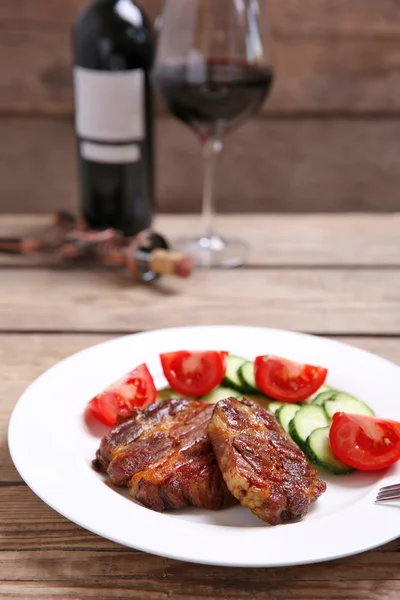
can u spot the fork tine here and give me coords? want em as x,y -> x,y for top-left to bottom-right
376,495 -> 400,503
377,486 -> 400,495
378,483 -> 400,493
376,489 -> 400,498
376,492 -> 400,500
377,485 -> 400,493
375,483 -> 400,503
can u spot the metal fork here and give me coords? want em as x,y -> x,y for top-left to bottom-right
375,483 -> 400,503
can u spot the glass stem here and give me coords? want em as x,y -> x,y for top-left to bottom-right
201,137 -> 223,241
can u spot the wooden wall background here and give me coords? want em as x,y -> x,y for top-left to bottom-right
2,0 -> 400,214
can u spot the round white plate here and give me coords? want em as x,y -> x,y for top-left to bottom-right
8,326 -> 400,568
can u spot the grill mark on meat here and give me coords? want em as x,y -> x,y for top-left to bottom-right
208,397 -> 326,525
93,398 -> 237,512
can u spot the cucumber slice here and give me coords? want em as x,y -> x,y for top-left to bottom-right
289,405 -> 329,451
201,386 -> 241,404
156,387 -> 173,402
307,384 -> 333,403
268,401 -> 285,414
157,388 -> 189,401
306,427 -> 354,474
312,390 -> 338,406
323,392 -> 375,419
276,404 -> 300,433
238,361 -> 258,393
223,355 -> 248,392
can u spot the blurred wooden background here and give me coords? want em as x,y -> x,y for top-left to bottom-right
2,0 -> 400,214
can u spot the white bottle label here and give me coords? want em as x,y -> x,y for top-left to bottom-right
74,67 -> 145,142
80,142 -> 141,164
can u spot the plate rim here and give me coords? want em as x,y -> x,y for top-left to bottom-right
8,325 -> 400,568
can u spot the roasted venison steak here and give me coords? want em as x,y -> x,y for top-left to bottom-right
208,397 -> 327,525
93,398 -> 236,512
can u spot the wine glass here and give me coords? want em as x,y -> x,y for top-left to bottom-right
152,0 -> 274,267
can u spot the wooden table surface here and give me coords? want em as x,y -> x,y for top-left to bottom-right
1,213 -> 400,599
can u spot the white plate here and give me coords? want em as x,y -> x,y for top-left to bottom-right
8,326 -> 400,568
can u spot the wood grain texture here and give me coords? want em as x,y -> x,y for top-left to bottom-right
3,1 -> 400,115
1,581 -> 399,600
1,546 -> 400,584
1,214 -> 400,267
3,0 -> 400,34
3,118 -> 400,214
0,267 -> 399,334
5,32 -> 400,116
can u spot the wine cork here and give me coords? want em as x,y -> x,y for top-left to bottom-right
149,249 -> 194,278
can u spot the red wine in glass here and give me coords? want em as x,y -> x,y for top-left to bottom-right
153,0 -> 274,268
154,60 -> 274,140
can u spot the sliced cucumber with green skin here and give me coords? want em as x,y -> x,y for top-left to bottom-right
277,403 -> 301,433
223,355 -> 248,392
268,401 -> 286,414
157,388 -> 192,401
201,386 -> 241,404
307,384 -> 333,403
312,390 -> 338,406
289,405 -> 329,451
306,427 -> 354,474
156,388 -> 172,402
323,392 -> 375,419
238,361 -> 259,393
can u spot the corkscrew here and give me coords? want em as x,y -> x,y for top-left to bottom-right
0,211 -> 193,283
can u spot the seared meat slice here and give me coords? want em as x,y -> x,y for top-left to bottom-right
93,398 -> 236,512
208,397 -> 326,525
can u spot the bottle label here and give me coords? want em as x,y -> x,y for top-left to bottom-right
74,67 -> 144,142
80,141 -> 141,163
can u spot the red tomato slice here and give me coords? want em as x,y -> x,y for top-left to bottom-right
86,363 -> 157,427
329,413 -> 400,471
160,351 -> 226,397
254,355 -> 328,403
85,397 -> 111,426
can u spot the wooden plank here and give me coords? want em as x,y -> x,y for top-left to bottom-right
0,268 -> 399,334
3,118 -> 400,214
1,214 -> 400,268
3,1 -> 400,115
3,0 -> 400,35
1,581 -> 398,600
1,546 -> 400,585
269,0 -> 400,36
5,32 -> 400,116
0,486 -> 119,549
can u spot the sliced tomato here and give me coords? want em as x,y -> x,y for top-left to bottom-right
254,355 -> 328,403
86,363 -> 157,427
160,351 -> 226,397
329,413 -> 400,471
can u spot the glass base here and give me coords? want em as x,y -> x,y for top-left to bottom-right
173,234 -> 248,268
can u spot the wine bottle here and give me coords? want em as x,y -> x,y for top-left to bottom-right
73,0 -> 155,237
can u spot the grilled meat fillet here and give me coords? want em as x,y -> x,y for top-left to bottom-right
208,397 -> 326,525
93,398 -> 236,512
